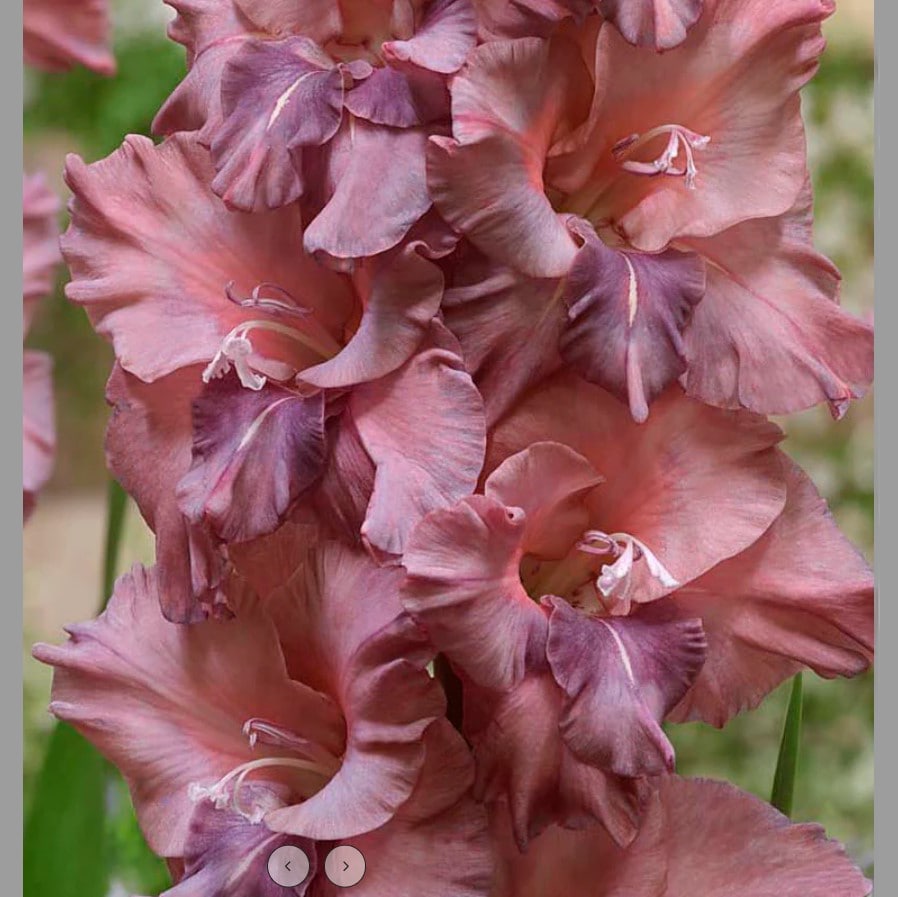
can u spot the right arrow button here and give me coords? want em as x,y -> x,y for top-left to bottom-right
324,845 -> 366,888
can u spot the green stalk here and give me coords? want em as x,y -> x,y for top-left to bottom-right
101,478 -> 128,607
770,673 -> 804,817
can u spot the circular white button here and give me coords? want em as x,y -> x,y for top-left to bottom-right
268,845 -> 311,887
324,845 -> 366,888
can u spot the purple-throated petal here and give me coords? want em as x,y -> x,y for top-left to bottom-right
344,65 -> 448,128
210,37 -> 345,212
545,597 -> 706,777
560,218 -> 706,422
176,374 -> 328,544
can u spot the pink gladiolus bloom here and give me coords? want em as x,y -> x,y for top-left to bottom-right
22,174 -> 59,521
431,2 -> 872,421
23,0 -> 115,75
34,545 -> 492,896
153,0 -> 478,260
492,776 -> 871,896
402,374 -> 872,842
62,133 -> 485,622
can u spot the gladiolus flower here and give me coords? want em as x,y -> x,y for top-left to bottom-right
62,133 -> 485,621
402,374 -> 872,842
34,545 -> 493,897
431,2 -> 872,421
154,0 -> 479,260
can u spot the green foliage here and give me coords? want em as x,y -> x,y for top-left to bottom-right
24,33 -> 185,160
24,723 -> 109,897
771,674 -> 804,817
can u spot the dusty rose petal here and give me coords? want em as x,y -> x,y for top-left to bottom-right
23,350 -> 56,521
484,442 -> 602,558
545,597 -> 705,777
165,0 -> 253,62
469,670 -> 644,848
33,566 -> 342,858
263,544 -> 447,839
176,375 -> 327,543
303,119 -> 433,260
560,218 -> 705,422
210,37 -> 344,211
473,0 -> 590,39
492,776 -> 870,897
680,184 -> 873,416
427,36 -> 591,276
382,0 -> 478,74
24,0 -> 115,74
233,0 -> 342,44
489,372 -> 787,600
62,133 -> 353,383
352,323 -> 485,559
442,250 -> 564,427
401,495 -> 546,690
300,240 -> 445,389
23,173 -> 60,335
659,777 -> 871,896
326,721 -> 491,897
429,134 -> 576,278
106,364 -> 227,623
666,456 -> 873,726
597,0 -> 703,50
344,65 -> 448,128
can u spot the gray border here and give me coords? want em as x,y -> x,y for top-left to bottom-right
873,0 -> 887,891
14,0 -> 26,893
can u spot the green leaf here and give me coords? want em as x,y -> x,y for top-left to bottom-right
771,673 -> 804,817
23,723 -> 110,897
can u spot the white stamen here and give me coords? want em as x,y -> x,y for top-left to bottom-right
202,316 -> 340,392
613,124 -> 710,190
577,530 -> 679,612
188,756 -> 334,823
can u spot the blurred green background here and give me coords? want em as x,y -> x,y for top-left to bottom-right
22,1 -> 875,893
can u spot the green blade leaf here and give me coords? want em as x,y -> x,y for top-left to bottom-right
770,672 -> 804,817
23,723 -> 110,897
